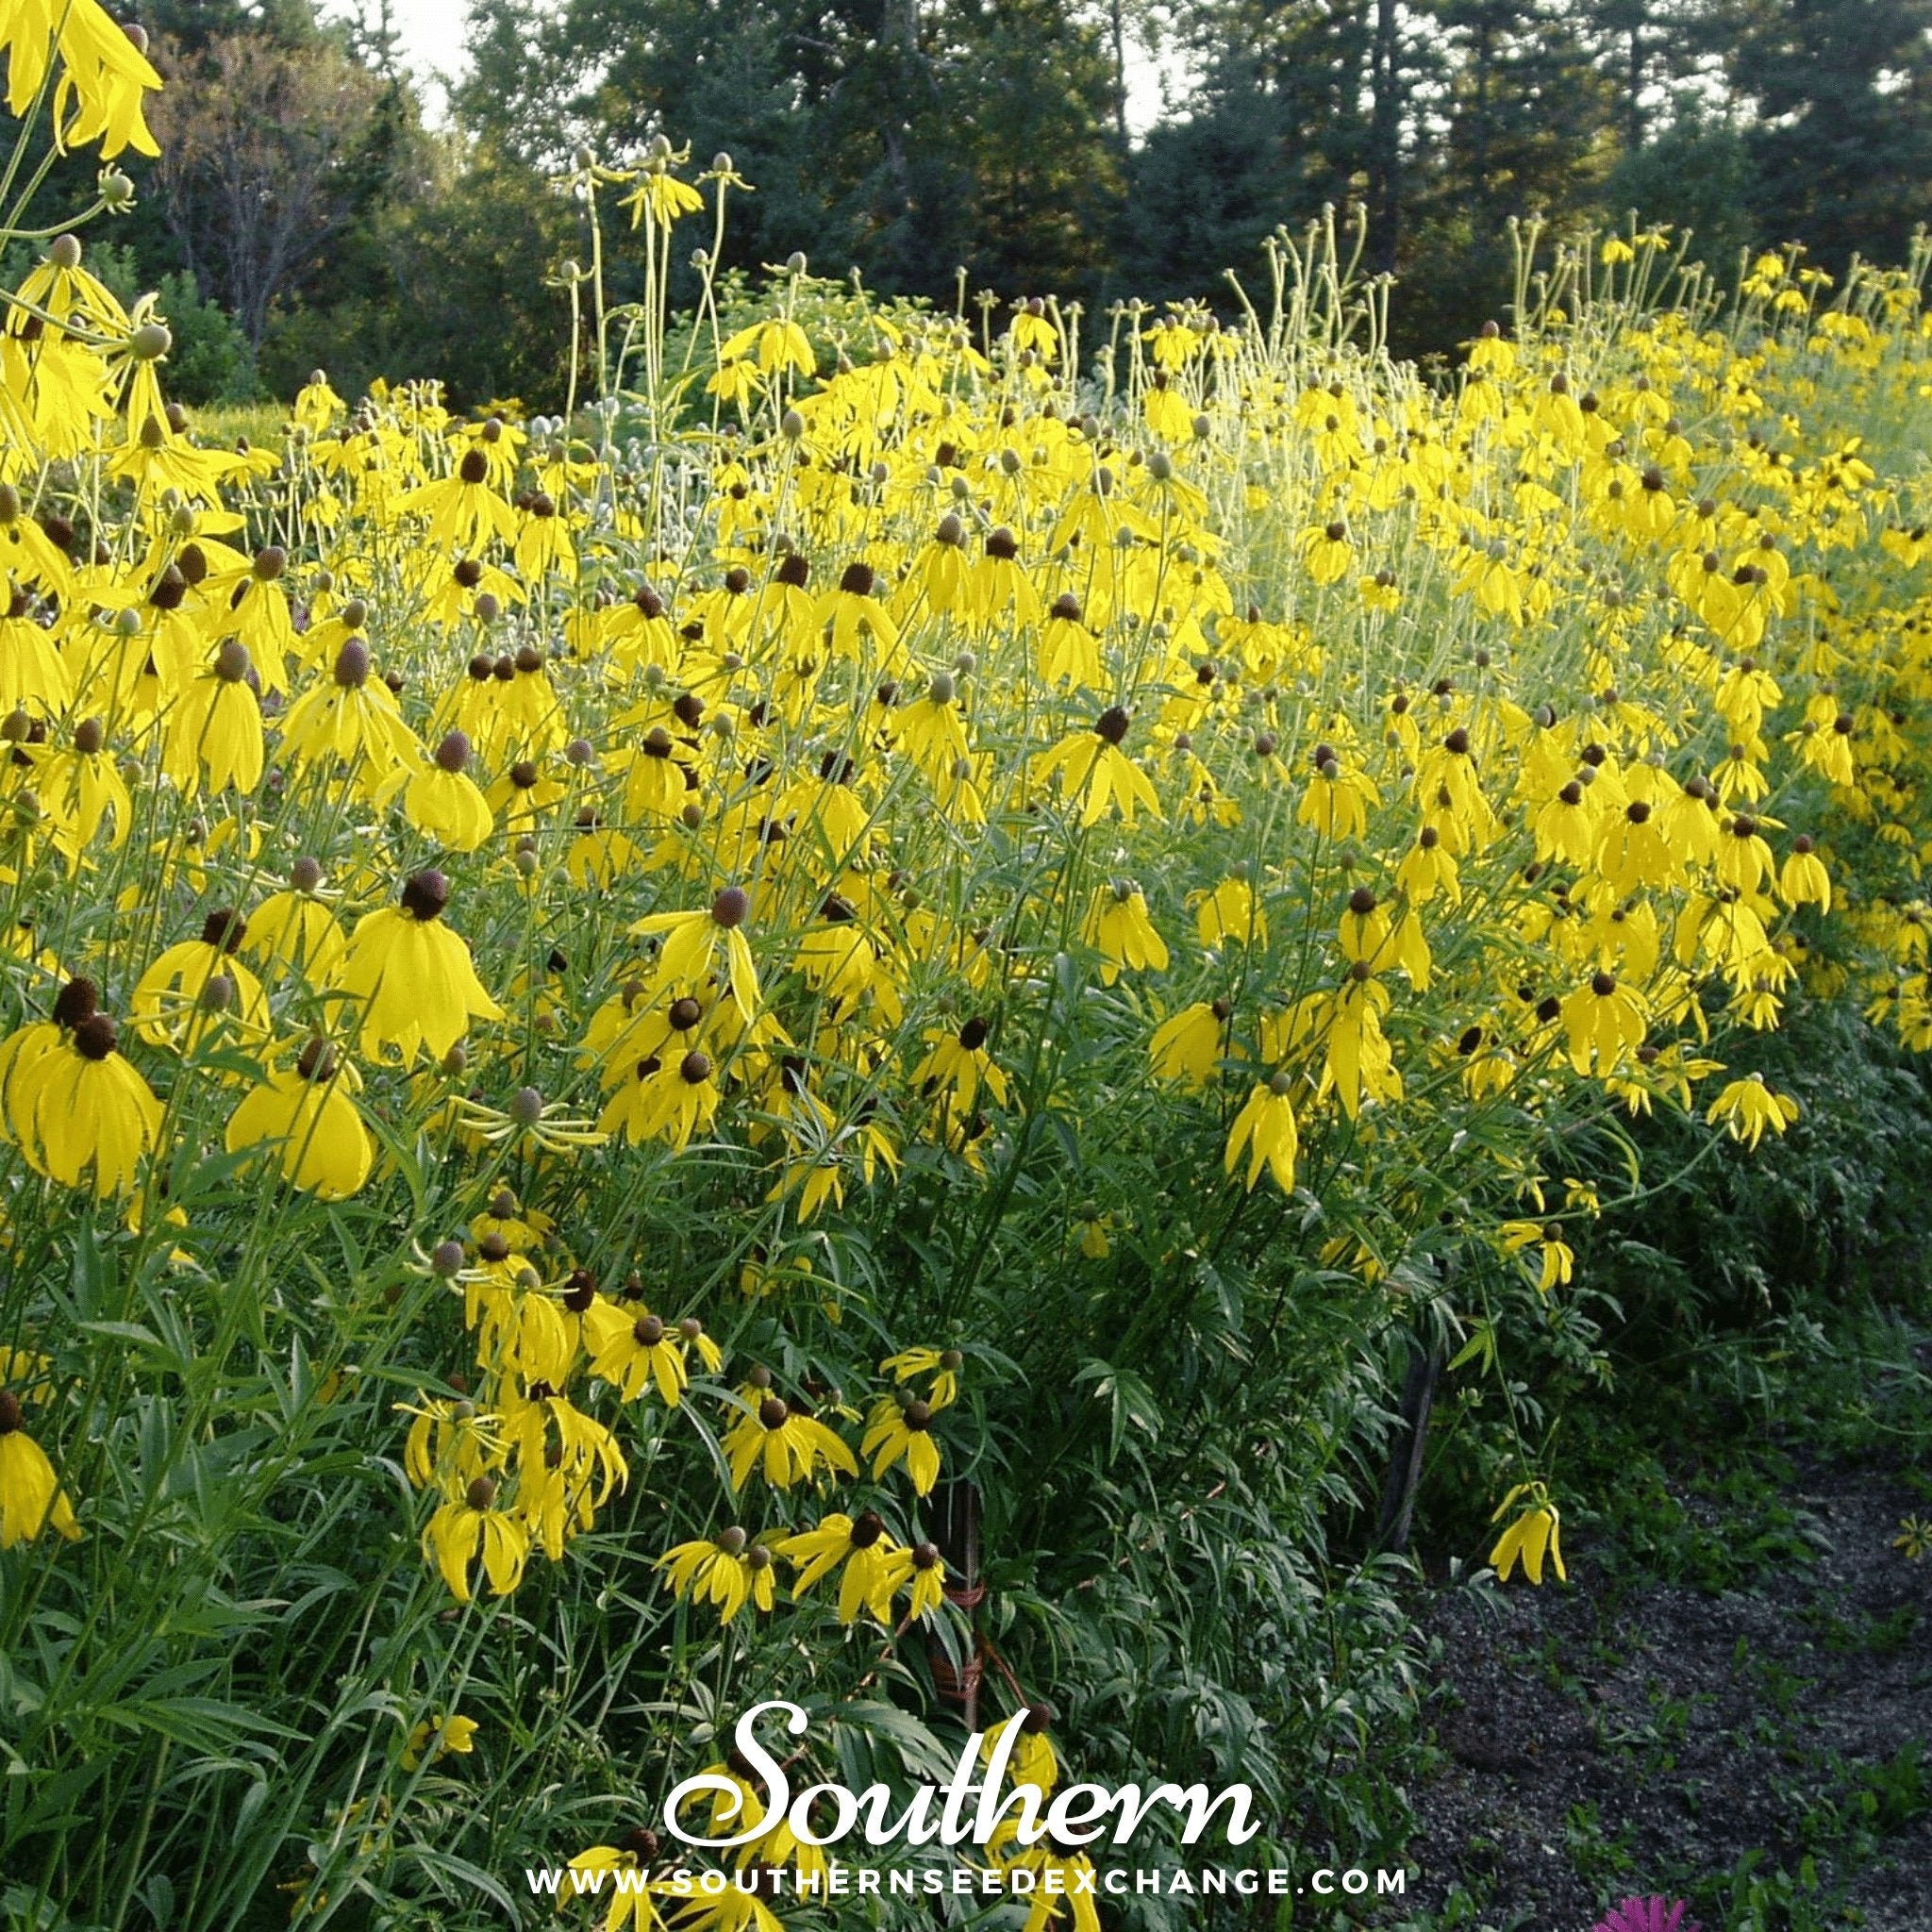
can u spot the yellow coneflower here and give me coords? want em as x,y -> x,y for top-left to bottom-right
12,1009 -> 161,1195
773,1509 -> 912,1626
334,870 -> 504,1065
721,1377 -> 857,1491
224,1038 -> 374,1200
0,1388 -> 81,1547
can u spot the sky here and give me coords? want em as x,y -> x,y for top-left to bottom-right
362,0 -> 462,119
355,0 -> 1176,134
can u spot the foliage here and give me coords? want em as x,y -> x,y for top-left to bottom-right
258,137 -> 576,408
146,24 -> 419,350
1600,116 -> 1757,287
455,0 -> 1124,305
0,241 -> 255,403
47,0 -> 1926,406
1734,0 -> 1932,273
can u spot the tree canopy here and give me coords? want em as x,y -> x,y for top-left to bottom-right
40,0 -> 1931,403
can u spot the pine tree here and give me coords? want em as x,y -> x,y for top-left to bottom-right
1729,0 -> 1932,269
1117,0 -> 1377,300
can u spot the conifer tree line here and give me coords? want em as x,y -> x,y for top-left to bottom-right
43,0 -> 1932,403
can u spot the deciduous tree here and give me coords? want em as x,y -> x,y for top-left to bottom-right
148,29 -> 392,349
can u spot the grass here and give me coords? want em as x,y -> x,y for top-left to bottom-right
183,400 -> 289,450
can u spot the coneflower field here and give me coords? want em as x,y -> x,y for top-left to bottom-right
1,8 -> 1930,1931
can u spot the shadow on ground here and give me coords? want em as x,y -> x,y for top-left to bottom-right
1388,1342 -> 1932,1930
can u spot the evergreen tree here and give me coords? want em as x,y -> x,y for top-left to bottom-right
1391,0 -> 1617,351
931,0 -> 1125,294
1117,0 -> 1378,301
1601,106 -> 1757,274
1729,0 -> 1932,269
1433,0 -> 1616,239
452,0 -> 1122,302
28,0 -> 1932,396
132,0 -> 255,52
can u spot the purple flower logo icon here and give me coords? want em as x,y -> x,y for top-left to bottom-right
1592,1900 -> 1701,1932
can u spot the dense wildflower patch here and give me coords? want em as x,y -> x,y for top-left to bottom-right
4,17 -> 1932,1925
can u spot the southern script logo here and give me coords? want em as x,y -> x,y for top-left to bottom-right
663,1701 -> 1262,1852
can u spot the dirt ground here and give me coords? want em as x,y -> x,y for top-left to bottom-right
1393,1448 -> 1932,1929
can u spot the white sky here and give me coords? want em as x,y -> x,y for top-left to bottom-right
346,0 -> 1174,134
354,0 -> 462,119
